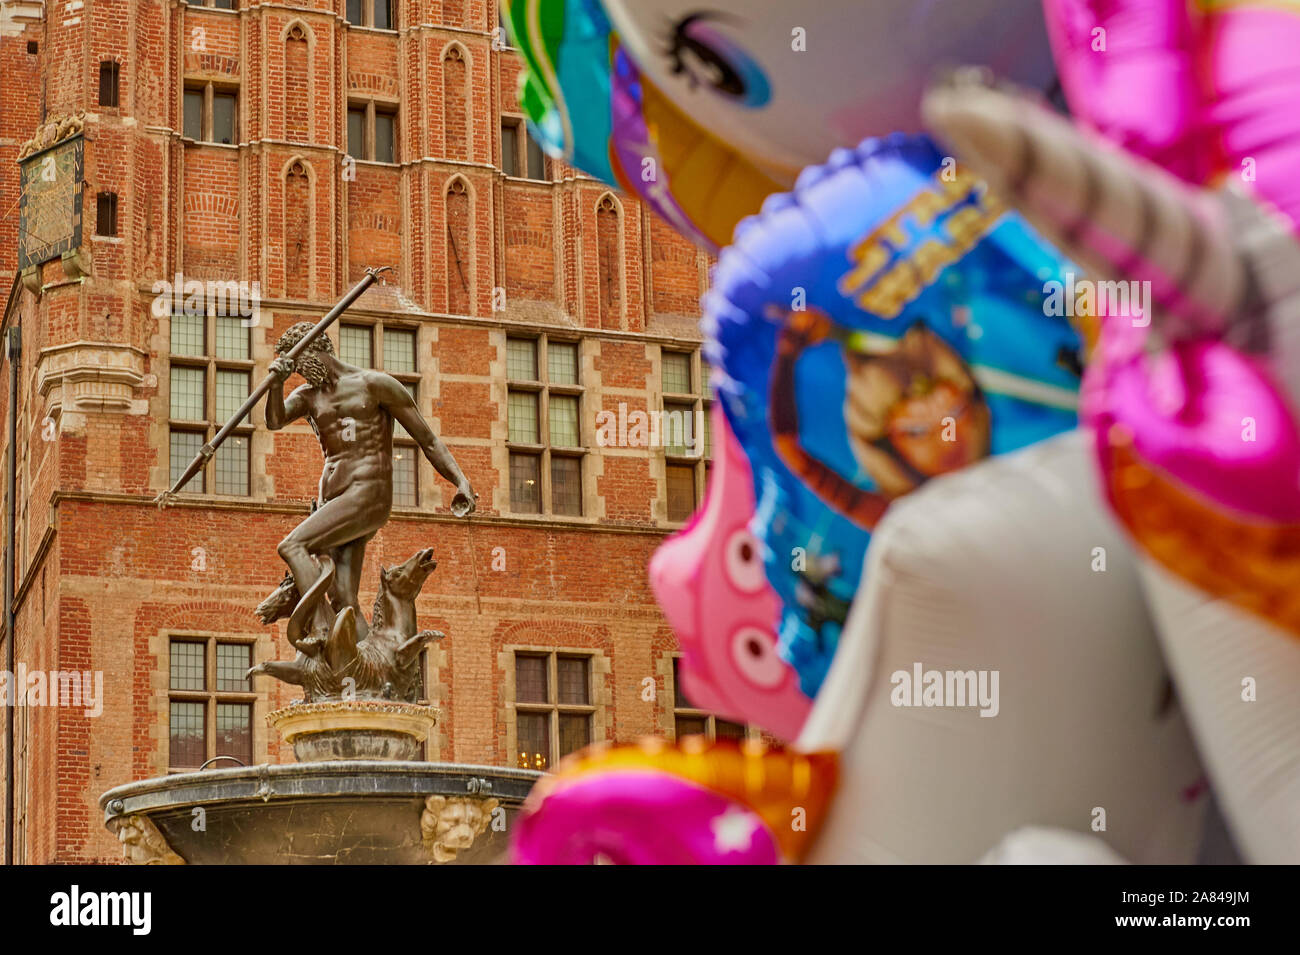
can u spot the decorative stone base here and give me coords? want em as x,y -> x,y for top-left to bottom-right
269,700 -> 439,763
100,761 -> 542,864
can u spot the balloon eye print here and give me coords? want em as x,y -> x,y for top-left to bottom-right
731,626 -> 786,690
664,12 -> 771,107
724,529 -> 766,593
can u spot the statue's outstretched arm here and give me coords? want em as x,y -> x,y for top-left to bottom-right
377,373 -> 477,515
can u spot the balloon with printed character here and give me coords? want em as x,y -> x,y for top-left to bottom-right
707,135 -> 1082,694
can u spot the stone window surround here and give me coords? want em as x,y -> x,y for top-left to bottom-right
417,640 -> 449,760
157,629 -> 265,774
660,651 -> 758,743
346,97 -> 400,165
504,333 -> 586,518
345,0 -> 397,32
500,643 -> 611,770
499,113 -> 548,182
659,346 -> 712,524
181,79 -> 240,146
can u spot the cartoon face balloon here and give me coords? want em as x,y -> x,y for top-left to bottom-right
601,0 -> 1057,180
649,406 -> 812,741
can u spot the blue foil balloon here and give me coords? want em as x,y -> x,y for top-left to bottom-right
705,135 -> 1083,696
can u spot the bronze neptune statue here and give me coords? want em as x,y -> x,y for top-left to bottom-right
157,268 -> 476,703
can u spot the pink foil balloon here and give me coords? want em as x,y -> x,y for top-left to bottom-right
1039,0 -> 1300,520
1043,0 -> 1300,231
1085,323 -> 1300,524
649,405 -> 811,741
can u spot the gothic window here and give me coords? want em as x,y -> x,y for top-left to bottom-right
285,25 -> 309,142
596,195 -> 621,329
445,178 -> 471,314
443,47 -> 468,161
285,161 -> 311,299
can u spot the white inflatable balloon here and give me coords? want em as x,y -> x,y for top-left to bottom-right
601,0 -> 1057,179
1138,563 -> 1300,864
979,827 -> 1128,865
796,432 -> 1206,864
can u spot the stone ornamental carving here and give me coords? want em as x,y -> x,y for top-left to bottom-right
421,795 -> 499,863
112,814 -> 185,865
37,342 -> 147,415
17,111 -> 86,161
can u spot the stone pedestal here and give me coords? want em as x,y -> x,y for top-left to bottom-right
268,700 -> 439,763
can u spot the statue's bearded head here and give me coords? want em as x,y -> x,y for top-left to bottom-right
275,321 -> 334,386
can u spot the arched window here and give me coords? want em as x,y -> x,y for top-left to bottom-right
442,47 -> 468,161
285,25 -> 309,142
285,161 -> 311,298
596,195 -> 621,329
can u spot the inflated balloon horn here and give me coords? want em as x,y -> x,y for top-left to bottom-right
921,70 -> 1300,365
1040,0 -> 1300,234
923,64 -> 1300,863
921,72 -> 1300,638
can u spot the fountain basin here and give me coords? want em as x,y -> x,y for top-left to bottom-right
100,761 -> 542,865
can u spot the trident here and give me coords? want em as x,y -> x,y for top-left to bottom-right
154,266 -> 393,508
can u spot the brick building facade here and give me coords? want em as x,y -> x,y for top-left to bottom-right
0,0 -> 730,863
